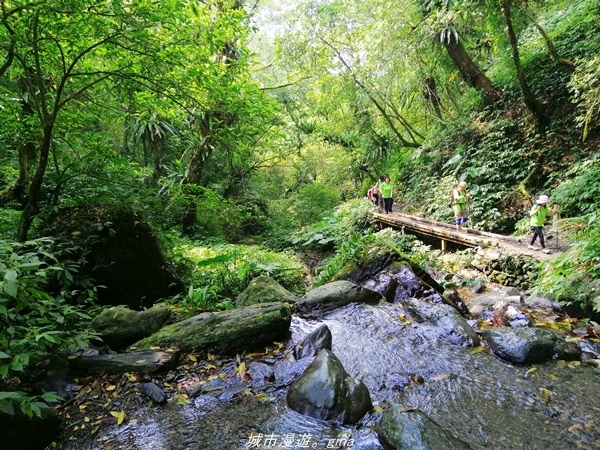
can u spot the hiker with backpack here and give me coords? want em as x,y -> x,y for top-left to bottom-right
528,194 -> 559,254
451,181 -> 471,233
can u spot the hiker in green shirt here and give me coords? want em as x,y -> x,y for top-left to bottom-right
380,176 -> 394,213
451,181 -> 471,233
528,194 -> 559,254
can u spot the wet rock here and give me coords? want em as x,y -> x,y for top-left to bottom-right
471,281 -> 485,294
492,301 -> 531,327
293,324 -> 332,359
235,275 -> 297,308
363,271 -> 399,302
344,253 -> 397,285
390,264 -> 443,303
287,349 -> 372,424
140,382 -> 167,404
91,304 -> 172,349
482,327 -> 581,364
468,287 -> 522,317
294,281 -> 381,317
378,406 -> 471,450
390,264 -> 469,315
247,361 -> 275,387
273,355 -> 314,388
218,382 -> 252,401
402,297 -> 480,347
135,302 -> 292,354
522,292 -> 561,310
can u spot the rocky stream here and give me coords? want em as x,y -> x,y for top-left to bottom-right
9,258 -> 599,450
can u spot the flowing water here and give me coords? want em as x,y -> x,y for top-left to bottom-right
69,301 -> 599,450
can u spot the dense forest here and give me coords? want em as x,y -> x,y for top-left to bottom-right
1,0 -> 599,442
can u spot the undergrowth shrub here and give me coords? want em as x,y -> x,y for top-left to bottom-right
168,240 -> 306,314
533,218 -> 600,313
313,228 -> 417,286
0,238 -> 100,418
290,199 -> 376,251
551,155 -> 600,217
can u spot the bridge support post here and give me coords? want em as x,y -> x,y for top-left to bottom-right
441,239 -> 447,252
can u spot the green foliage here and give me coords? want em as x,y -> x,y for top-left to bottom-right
0,390 -> 63,418
534,218 -> 600,313
314,227 -> 417,286
288,183 -> 342,227
289,199 -> 376,250
156,184 -> 254,242
551,155 -> 600,217
569,56 -> 600,141
0,238 -> 100,417
168,239 -> 306,306
167,285 -> 233,317
0,209 -> 20,241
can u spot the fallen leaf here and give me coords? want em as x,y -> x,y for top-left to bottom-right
237,362 -> 246,377
470,346 -> 485,354
109,410 -> 126,425
189,355 -> 197,362
105,385 -> 116,391
538,387 -> 552,403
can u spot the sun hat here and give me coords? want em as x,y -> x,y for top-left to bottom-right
536,194 -> 549,204
458,181 -> 468,187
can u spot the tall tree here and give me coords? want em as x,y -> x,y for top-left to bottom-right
0,1 -> 192,239
420,0 -> 504,104
501,0 -> 547,127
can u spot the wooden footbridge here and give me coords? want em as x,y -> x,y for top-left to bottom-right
373,210 -> 559,258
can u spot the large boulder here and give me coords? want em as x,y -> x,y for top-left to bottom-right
90,304 -> 172,349
366,263 -> 468,315
402,297 -> 480,347
287,349 -> 372,425
482,327 -> 581,364
134,302 -> 292,354
294,281 -> 381,316
39,205 -> 184,309
378,406 -> 471,450
235,275 -> 297,308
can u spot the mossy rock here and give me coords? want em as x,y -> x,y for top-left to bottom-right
236,275 -> 297,308
134,302 -> 292,355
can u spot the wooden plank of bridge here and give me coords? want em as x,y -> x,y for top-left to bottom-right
372,210 -> 555,259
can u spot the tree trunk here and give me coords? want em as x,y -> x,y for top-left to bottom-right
502,0 -> 547,129
423,76 -> 444,124
17,120 -> 54,241
517,0 -> 575,69
443,37 -> 504,104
